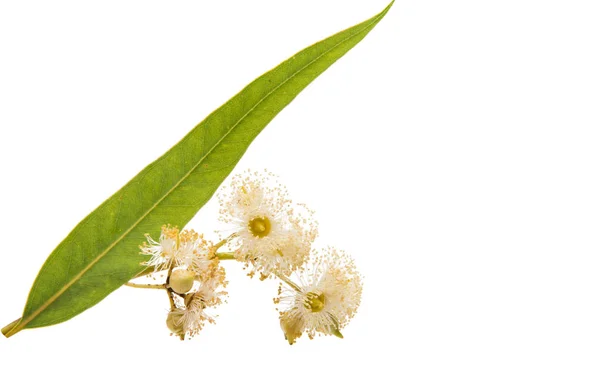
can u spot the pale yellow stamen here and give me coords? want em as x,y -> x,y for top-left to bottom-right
162,225 -> 180,240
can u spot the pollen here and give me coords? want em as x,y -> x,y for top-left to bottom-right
162,225 -> 180,240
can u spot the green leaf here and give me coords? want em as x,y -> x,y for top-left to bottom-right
3,1 -> 394,337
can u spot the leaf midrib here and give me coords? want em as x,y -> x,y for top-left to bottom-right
18,11 -> 385,331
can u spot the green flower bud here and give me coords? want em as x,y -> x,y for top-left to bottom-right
166,310 -> 185,336
169,269 -> 195,294
280,312 -> 303,345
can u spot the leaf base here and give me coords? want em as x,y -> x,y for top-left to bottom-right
2,318 -> 21,338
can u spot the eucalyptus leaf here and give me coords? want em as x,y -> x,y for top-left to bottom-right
3,1 -> 394,337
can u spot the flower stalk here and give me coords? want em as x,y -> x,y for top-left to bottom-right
125,282 -> 166,290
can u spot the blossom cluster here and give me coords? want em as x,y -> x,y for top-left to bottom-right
137,170 -> 363,344
140,226 -> 226,339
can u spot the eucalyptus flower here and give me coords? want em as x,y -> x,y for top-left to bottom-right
140,226 -> 218,281
218,170 -> 318,277
167,266 -> 228,339
275,247 -> 363,345
140,225 -> 183,272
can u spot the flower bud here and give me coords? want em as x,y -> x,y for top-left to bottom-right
280,312 -> 303,345
169,269 -> 195,294
166,310 -> 185,336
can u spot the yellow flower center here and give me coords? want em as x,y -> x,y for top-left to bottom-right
306,292 -> 325,313
248,216 -> 271,238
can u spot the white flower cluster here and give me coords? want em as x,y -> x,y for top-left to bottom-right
138,170 -> 362,344
218,170 -> 363,345
140,226 -> 226,339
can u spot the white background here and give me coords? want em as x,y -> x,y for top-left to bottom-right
1,0 -> 599,372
